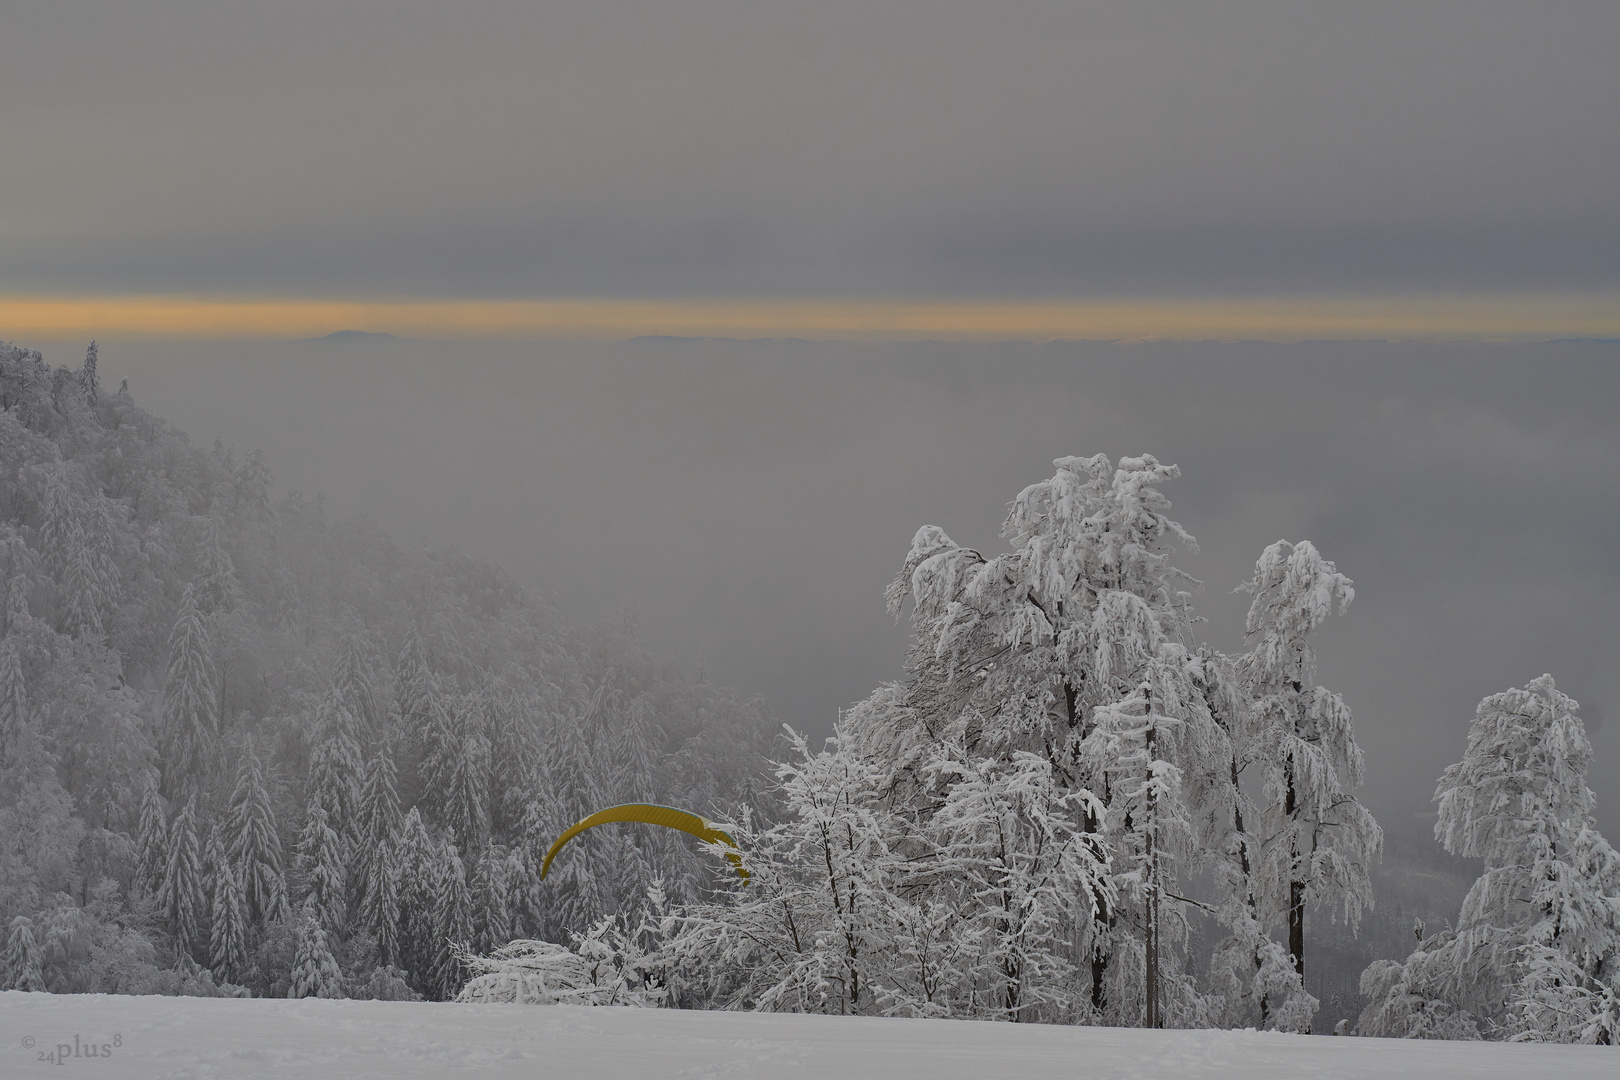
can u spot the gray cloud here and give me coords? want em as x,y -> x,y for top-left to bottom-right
4,1 -> 1617,295
77,336 -> 1620,851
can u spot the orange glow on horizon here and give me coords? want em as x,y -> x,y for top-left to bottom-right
1,293 -> 1617,343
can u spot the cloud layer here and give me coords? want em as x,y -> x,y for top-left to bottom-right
5,1 -> 1617,296
89,335 -> 1620,848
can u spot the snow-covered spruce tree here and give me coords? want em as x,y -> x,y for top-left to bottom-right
331,623 -> 381,746
0,611 -> 28,775
883,454 -> 1228,1026
441,692 -> 492,853
209,845 -> 249,983
159,586 -> 219,802
3,914 -> 46,991
1237,540 -> 1380,1018
361,837 -> 402,968
353,739 -> 402,956
160,795 -> 206,960
545,696 -> 605,938
227,744 -> 285,925
394,624 -> 445,812
307,692 -> 363,842
1361,675 -> 1620,1043
133,783 -> 169,900
78,341 -> 99,401
288,903 -> 344,999
296,805 -> 347,934
471,841 -> 518,954
430,839 -> 474,999
393,806 -> 438,996
488,678 -> 543,841
192,508 -> 242,621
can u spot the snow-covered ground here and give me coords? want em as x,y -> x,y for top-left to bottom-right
1,993 -> 1612,1079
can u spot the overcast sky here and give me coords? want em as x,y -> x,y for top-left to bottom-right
5,1 -> 1618,298
72,336 -> 1620,849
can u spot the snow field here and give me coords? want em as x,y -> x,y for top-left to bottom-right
1,992 -> 1613,1080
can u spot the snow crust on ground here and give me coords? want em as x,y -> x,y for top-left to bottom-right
1,992 -> 1612,1079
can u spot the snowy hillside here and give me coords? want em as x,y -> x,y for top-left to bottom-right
1,992 -> 1612,1079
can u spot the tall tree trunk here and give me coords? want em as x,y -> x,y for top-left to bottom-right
1285,772 -> 1304,981
1144,690 -> 1160,1029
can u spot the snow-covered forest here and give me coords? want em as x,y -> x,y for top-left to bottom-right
0,341 -> 780,1002
0,341 -> 1615,1044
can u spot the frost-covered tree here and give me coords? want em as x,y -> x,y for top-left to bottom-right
3,915 -> 46,991
924,739 -> 1116,1022
227,745 -> 284,924
361,839 -> 402,968
133,783 -> 169,900
0,619 -> 27,775
159,586 -> 218,801
160,796 -> 206,959
331,623 -> 380,746
441,693 -> 491,852
296,805 -> 347,934
192,509 -> 242,621
394,624 -> 443,808
1238,540 -> 1380,1009
209,849 -> 248,983
78,341 -> 100,401
431,840 -> 474,999
353,739 -> 401,935
288,904 -> 344,999
1362,675 -> 1620,1043
308,693 -> 364,842
472,841 -> 517,954
883,454 -> 1227,1024
394,806 -> 438,994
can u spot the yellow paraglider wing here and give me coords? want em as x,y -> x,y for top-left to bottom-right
540,803 -> 748,882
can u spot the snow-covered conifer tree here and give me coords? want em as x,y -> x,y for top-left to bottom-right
362,840 -> 402,967
394,624 -> 443,808
308,693 -> 363,841
472,840 -> 516,954
441,693 -> 491,851
161,796 -> 206,959
192,509 -> 242,620
38,464 -> 78,586
393,806 -> 437,993
1238,540 -> 1380,1011
159,586 -> 219,801
209,849 -> 248,983
133,783 -> 169,899
288,904 -> 344,999
488,679 -> 542,840
431,840 -> 474,999
353,739 -> 401,932
227,744 -> 284,924
3,915 -> 46,991
296,805 -> 347,934
0,628 -> 31,780
78,341 -> 99,402
331,624 -> 381,746
546,703 -> 605,936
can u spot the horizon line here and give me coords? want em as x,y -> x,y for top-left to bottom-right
3,291 -> 1618,343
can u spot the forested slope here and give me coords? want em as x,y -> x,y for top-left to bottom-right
0,341 -> 778,1000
